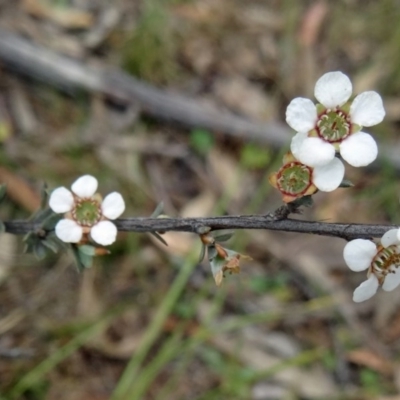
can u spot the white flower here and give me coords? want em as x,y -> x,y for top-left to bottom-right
49,175 -> 125,246
269,152 -> 344,203
286,71 -> 385,167
343,229 -> 400,302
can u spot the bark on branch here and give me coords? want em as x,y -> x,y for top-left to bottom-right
3,214 -> 396,241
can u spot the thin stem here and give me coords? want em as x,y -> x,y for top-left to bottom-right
3,214 -> 396,241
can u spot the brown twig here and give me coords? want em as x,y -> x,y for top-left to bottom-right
3,214 -> 397,241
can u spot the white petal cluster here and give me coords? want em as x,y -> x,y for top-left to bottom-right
49,175 -> 125,246
343,229 -> 400,302
286,71 -> 385,168
311,157 -> 344,192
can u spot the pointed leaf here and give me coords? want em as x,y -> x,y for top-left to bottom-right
292,195 -> 314,208
150,231 -> 168,246
212,231 -> 234,243
33,242 -> 48,259
339,179 -> 354,188
209,255 -> 225,286
40,182 -> 49,209
79,245 -> 97,256
41,238 -> 60,253
41,213 -> 62,230
31,207 -> 53,223
151,202 -> 164,218
71,245 -> 91,271
198,244 -> 206,262
207,245 -> 217,261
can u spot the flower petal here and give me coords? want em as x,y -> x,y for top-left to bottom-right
353,275 -> 379,302
49,187 -> 74,213
90,220 -> 118,246
350,91 -> 385,127
290,131 -> 308,156
312,158 -> 345,192
314,71 -> 352,108
286,98 -> 317,133
339,132 -> 377,167
291,136 -> 335,167
381,228 -> 400,248
382,268 -> 400,292
55,219 -> 83,243
343,239 -> 377,272
102,192 -> 125,220
71,175 -> 98,198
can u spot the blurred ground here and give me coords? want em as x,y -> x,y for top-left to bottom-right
1,0 -> 400,399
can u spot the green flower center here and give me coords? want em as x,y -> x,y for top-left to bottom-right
277,162 -> 312,195
317,109 -> 351,143
73,199 -> 101,226
372,244 -> 400,281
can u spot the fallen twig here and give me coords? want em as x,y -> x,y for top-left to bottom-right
0,28 -> 290,147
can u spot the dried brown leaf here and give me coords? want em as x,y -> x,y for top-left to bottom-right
347,348 -> 393,375
0,167 -> 40,212
22,0 -> 94,29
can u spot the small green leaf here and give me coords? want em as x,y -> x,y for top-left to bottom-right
151,202 -> 164,218
190,129 -> 215,155
211,230 -> 234,242
40,183 -> 49,209
41,213 -> 62,230
79,253 -> 93,268
150,231 -> 168,246
292,195 -> 314,208
339,179 -> 354,188
198,243 -> 206,262
41,238 -> 60,253
33,242 -> 48,260
79,245 -> 97,256
196,226 -> 211,235
29,207 -> 53,223
240,143 -> 271,169
71,245 -> 92,271
209,254 -> 225,286
207,245 -> 217,261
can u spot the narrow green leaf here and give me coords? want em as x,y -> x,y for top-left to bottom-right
190,128 -> 214,155
151,202 -> 164,218
34,242 -> 48,260
40,183 -> 49,209
150,231 -> 168,246
79,253 -> 93,269
0,220 -> 5,234
71,245 -> 87,272
41,213 -> 62,230
292,195 -> 314,208
79,245 -> 97,256
198,243 -> 206,262
339,179 -> 354,188
41,238 -> 60,253
211,230 -> 234,242
207,245 -> 217,261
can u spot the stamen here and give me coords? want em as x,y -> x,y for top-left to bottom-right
72,199 -> 102,227
316,109 -> 351,143
371,245 -> 400,280
276,162 -> 312,196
